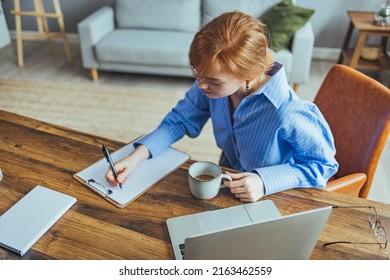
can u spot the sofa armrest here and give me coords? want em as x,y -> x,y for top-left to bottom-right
289,21 -> 315,85
77,6 -> 115,69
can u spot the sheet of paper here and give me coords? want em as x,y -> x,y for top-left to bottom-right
74,141 -> 190,207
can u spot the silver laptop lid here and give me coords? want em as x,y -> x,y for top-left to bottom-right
167,200 -> 282,259
185,206 -> 332,260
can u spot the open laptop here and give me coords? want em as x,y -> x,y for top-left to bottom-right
166,200 -> 331,260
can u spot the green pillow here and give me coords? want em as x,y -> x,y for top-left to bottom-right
262,0 -> 315,52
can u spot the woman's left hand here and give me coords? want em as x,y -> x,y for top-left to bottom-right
223,172 -> 265,202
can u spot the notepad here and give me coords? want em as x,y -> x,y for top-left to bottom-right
0,185 -> 77,256
73,138 -> 190,208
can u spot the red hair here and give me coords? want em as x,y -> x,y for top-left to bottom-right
189,11 -> 274,80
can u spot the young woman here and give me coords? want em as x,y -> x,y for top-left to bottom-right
106,11 -> 338,202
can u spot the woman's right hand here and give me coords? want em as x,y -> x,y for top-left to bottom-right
104,144 -> 150,187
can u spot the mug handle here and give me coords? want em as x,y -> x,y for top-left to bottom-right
220,173 -> 232,188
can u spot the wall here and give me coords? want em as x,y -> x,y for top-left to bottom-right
297,0 -> 384,48
2,0 -> 113,34
1,0 -> 386,49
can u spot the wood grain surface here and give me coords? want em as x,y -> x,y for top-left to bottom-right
1,110 -> 389,260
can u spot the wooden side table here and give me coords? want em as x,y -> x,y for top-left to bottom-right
338,11 -> 390,71
10,0 -> 72,67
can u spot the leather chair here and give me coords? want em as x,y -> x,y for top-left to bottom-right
314,64 -> 390,198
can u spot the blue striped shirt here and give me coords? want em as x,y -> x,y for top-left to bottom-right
136,62 -> 338,195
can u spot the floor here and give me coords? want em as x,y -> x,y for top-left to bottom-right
0,40 -> 389,204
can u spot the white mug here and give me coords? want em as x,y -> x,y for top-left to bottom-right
0,168 -> 2,182
188,161 -> 232,199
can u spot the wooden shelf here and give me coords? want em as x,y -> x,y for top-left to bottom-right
343,49 -> 390,70
339,11 -> 390,77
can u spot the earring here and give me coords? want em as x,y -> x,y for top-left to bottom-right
245,81 -> 250,94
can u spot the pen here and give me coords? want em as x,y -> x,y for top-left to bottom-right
102,144 -> 123,189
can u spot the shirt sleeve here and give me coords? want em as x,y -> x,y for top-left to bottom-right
255,101 -> 339,195
135,81 -> 211,157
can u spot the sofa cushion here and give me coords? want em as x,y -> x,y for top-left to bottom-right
262,0 -> 314,52
95,30 -> 193,67
115,0 -> 201,33
202,0 -> 282,25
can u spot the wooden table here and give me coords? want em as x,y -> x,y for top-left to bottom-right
338,11 -> 390,71
0,110 -> 389,260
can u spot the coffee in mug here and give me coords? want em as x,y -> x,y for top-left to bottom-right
195,174 -> 216,181
188,161 -> 232,199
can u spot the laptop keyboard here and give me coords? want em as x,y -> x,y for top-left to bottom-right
179,243 -> 186,259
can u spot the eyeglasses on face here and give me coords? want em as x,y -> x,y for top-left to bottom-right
190,66 -> 224,87
323,205 -> 388,249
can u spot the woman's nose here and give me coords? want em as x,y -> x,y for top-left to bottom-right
198,80 -> 208,90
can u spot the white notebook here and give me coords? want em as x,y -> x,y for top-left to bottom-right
0,185 -> 77,256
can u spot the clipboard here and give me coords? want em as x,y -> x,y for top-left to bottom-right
73,138 -> 190,208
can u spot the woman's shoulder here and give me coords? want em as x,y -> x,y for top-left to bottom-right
278,97 -> 322,124
278,90 -> 318,111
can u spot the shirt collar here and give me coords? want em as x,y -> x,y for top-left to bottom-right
252,62 -> 291,109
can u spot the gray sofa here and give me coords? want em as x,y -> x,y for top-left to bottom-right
0,2 -> 11,49
78,0 -> 314,90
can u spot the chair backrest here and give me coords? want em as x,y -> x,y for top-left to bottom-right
314,64 -> 390,198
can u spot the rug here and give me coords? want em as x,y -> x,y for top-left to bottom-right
0,77 -> 221,163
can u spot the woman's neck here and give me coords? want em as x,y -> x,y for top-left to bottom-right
249,74 -> 271,94
229,74 -> 271,111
